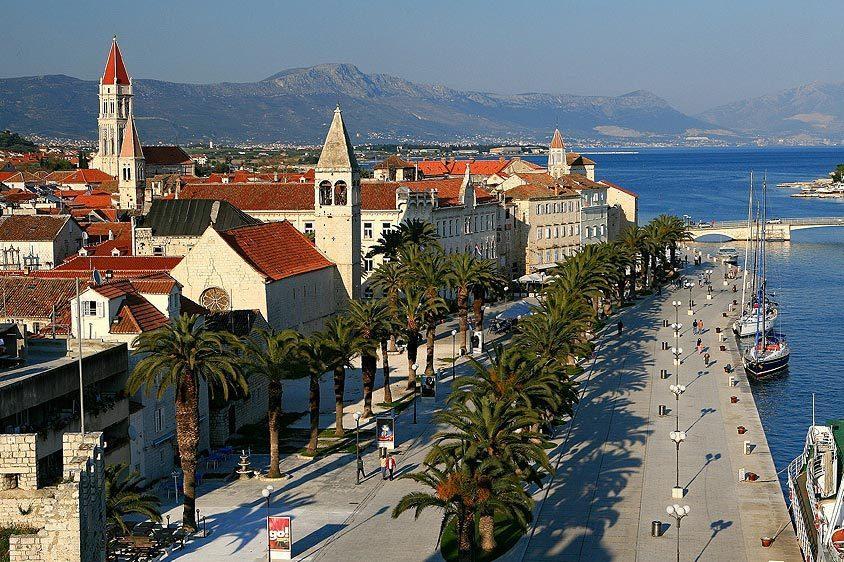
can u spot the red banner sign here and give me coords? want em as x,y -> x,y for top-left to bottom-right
267,516 -> 292,559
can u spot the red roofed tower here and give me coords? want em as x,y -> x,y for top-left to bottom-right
118,115 -> 146,210
92,36 -> 134,178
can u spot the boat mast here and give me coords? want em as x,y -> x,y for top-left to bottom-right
760,174 -> 768,350
740,172 -> 753,313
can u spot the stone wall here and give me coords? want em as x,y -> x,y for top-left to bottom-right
0,432 -> 106,562
0,434 -> 38,490
209,371 -> 269,448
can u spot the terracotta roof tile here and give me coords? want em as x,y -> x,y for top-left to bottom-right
110,293 -> 170,334
218,221 -> 333,281
102,39 -> 130,85
0,277 -> 77,320
0,215 -> 73,241
599,180 -> 639,198
54,255 -> 181,272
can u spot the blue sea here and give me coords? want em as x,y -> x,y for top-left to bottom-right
532,147 -> 844,490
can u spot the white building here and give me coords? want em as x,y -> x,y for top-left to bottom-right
0,215 -> 84,271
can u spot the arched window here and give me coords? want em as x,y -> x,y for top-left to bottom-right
319,180 -> 332,205
334,181 -> 347,206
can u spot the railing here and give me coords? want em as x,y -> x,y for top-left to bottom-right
687,217 -> 844,229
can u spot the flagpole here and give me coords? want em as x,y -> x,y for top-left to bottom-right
76,277 -> 85,434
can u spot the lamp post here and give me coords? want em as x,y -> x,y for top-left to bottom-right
684,281 -> 693,315
666,504 -> 690,562
669,431 -> 687,498
412,363 -> 419,424
669,383 -> 685,433
354,411 -> 362,485
261,485 -> 274,562
672,300 -> 681,327
503,285 -> 509,303
450,329 -> 457,379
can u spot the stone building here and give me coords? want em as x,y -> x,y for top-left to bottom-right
602,180 -> 639,239
171,220 -> 338,333
0,215 -> 85,271
504,181 -> 581,275
0,432 -> 106,562
133,198 -> 260,257
373,155 -> 416,181
90,37 -> 132,178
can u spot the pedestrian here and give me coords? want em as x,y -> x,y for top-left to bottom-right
692,319 -> 698,334
380,452 -> 387,480
704,352 -> 711,366
357,456 -> 366,481
386,454 -> 397,481
698,320 -> 704,333
617,320 -> 624,337
696,338 -> 703,354
732,284 -> 737,293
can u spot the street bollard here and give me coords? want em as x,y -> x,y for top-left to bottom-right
744,441 -> 753,455
651,520 -> 662,537
658,404 -> 668,416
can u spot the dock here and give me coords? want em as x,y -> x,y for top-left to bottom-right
505,253 -> 801,561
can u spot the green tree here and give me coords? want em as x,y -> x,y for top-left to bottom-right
449,254 -> 502,354
127,315 -> 246,531
105,463 -> 161,536
347,299 -> 393,417
242,328 -> 308,478
313,316 -> 361,437
401,246 -> 450,377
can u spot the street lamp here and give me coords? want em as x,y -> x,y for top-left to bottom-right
353,412 -> 362,485
261,485 -> 273,562
666,504 -> 690,562
670,346 -> 683,367
503,285 -> 509,303
669,431 -> 687,498
672,300 -> 682,327
683,281 -> 693,314
412,363 -> 419,424
669,383 -> 686,433
450,329 -> 457,378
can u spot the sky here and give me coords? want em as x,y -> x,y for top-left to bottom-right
2,0 -> 842,114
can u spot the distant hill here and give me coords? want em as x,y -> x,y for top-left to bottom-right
0,64 -> 720,144
699,81 -> 844,141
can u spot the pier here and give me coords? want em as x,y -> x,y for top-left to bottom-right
686,216 -> 844,241
506,253 -> 801,561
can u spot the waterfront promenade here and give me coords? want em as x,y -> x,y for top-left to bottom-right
158,256 -> 800,562
507,255 -> 801,561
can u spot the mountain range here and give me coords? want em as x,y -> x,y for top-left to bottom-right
1,63 -> 843,145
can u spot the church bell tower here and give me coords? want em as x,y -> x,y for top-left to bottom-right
92,36 -> 133,177
314,105 -> 362,303
117,115 -> 145,210
548,128 -> 569,179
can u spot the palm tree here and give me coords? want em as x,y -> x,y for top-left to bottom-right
620,225 -> 647,297
242,328 -> 308,478
371,261 -> 404,351
105,463 -> 161,537
128,314 -> 246,531
470,258 -> 503,334
449,254 -> 502,354
313,316 -> 361,437
396,218 -> 439,250
394,286 -> 428,389
367,229 -> 405,259
402,247 -> 451,376
348,298 -> 393,417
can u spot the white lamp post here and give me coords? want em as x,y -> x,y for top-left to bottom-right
353,411 -> 362,485
412,363 -> 419,424
261,485 -> 273,562
669,431 -> 687,498
666,504 -> 690,562
670,346 -> 683,367
672,300 -> 682,327
683,282 -> 693,315
669,383 -> 686,432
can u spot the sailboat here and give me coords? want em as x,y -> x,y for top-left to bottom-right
741,176 -> 790,379
733,173 -> 778,337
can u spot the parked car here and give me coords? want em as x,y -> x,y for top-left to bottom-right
766,218 -> 782,224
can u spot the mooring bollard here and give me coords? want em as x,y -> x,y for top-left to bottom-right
658,404 -> 668,416
651,520 -> 662,537
744,441 -> 753,455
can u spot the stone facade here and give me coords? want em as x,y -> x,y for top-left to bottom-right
0,432 -> 106,562
0,434 -> 38,490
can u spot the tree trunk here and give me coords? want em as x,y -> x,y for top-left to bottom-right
629,259 -> 637,298
406,331 -> 419,390
457,508 -> 475,562
361,352 -> 376,418
389,334 -> 397,353
381,339 -> 392,403
479,513 -> 496,552
642,252 -> 650,289
425,324 -> 435,376
307,373 -> 320,454
457,287 -> 469,354
174,373 -> 200,531
267,379 -> 282,478
333,366 -> 345,437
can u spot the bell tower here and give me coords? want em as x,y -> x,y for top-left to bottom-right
117,115 -> 145,210
92,36 -> 133,177
548,128 -> 569,179
314,105 -> 361,303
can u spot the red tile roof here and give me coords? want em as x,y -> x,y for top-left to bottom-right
54,255 -> 181,272
567,153 -> 595,166
102,38 -> 130,85
0,215 -> 73,241
142,146 -> 190,166
179,182 -> 311,210
67,193 -> 114,209
0,277 -> 78,320
550,129 -> 566,149
119,116 -> 143,158
88,237 -> 131,256
218,221 -> 333,281
83,222 -> 131,239
416,159 -> 509,178
49,169 -> 114,185
110,293 -> 170,334
0,189 -> 38,203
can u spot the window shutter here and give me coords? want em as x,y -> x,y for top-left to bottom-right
97,301 -> 105,318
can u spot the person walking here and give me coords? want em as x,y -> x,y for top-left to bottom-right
692,319 -> 698,335
357,456 -> 366,481
698,319 -> 704,334
704,352 -> 711,366
696,338 -> 703,354
380,452 -> 388,480
386,454 -> 397,481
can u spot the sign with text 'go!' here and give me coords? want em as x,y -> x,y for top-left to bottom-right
267,516 -> 292,560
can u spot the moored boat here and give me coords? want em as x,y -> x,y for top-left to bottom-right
787,420 -> 844,562
742,334 -> 789,379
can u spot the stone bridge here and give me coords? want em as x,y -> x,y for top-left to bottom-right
686,216 -> 844,241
